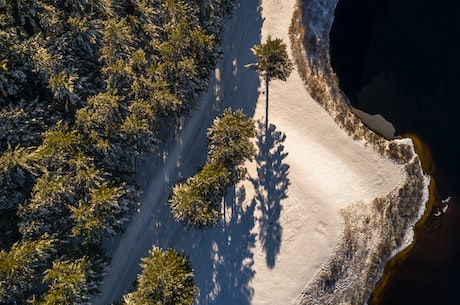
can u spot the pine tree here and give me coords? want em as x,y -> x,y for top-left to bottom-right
47,71 -> 79,105
35,122 -> 82,171
149,0 -> 216,110
70,182 -> 128,244
0,145 -> 35,209
0,236 -> 57,304
100,17 -> 135,91
169,109 -> 255,228
169,162 -> 229,228
18,173 -> 75,239
250,36 -> 293,129
119,99 -> 157,158
69,152 -> 103,191
123,247 -> 198,305
251,36 -> 293,82
37,258 -> 91,305
207,108 -> 256,178
75,90 -> 121,162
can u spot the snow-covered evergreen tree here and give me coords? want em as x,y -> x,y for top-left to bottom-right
123,247 -> 198,305
35,258 -> 92,305
0,236 -> 57,304
169,108 -> 255,228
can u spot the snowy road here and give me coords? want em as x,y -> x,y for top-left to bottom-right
92,2 -> 263,304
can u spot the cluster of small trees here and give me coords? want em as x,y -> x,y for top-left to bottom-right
169,108 -> 256,228
0,0 -> 236,303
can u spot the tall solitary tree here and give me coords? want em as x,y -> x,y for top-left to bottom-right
250,36 -> 293,130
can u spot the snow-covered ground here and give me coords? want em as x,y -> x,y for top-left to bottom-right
92,1 -> 410,305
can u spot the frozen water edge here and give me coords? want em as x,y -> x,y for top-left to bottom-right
390,139 -> 430,257
292,0 -> 430,304
294,137 -> 429,305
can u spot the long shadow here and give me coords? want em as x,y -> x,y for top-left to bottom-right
251,120 -> 290,268
193,186 -> 257,305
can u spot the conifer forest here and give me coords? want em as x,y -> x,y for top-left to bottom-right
0,1 -> 239,303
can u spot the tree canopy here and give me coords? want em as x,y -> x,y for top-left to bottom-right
169,162 -> 230,228
207,108 -> 257,171
122,247 -> 198,305
251,36 -> 293,82
169,108 -> 255,228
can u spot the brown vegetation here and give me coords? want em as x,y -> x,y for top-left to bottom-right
289,0 -> 428,304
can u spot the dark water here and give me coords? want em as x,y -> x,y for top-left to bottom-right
330,0 -> 460,304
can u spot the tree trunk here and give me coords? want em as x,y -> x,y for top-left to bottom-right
265,76 -> 269,134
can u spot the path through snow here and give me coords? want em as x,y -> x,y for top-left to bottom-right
92,2 -> 262,304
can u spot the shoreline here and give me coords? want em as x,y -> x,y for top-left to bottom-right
368,134 -> 436,305
368,134 -> 437,304
290,0 -> 429,304
351,107 -> 396,140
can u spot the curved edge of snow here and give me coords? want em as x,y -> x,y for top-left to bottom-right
291,1 -> 430,304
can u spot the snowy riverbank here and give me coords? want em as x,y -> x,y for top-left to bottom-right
291,0 -> 429,303
92,1 -> 428,304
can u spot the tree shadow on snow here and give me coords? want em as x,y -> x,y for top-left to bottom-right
127,185 -> 257,305
250,120 -> 290,268
192,186 -> 256,305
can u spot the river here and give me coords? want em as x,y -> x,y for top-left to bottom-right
330,0 -> 460,304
